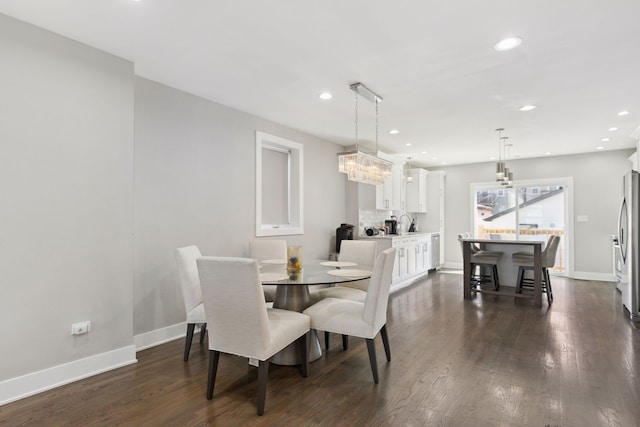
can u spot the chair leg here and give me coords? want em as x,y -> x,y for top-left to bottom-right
206,350 -> 220,400
199,323 -> 207,344
380,324 -> 391,362
492,265 -> 500,291
257,360 -> 269,416
365,338 -> 379,384
515,267 -> 524,293
342,335 -> 349,351
184,323 -> 195,361
544,268 -> 553,304
297,332 -> 309,377
325,331 -> 330,350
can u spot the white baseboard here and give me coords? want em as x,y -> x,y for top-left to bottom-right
442,261 -> 462,270
134,321 -> 198,352
0,345 -> 136,406
571,271 -> 617,282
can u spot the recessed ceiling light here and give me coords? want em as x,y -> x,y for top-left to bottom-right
494,37 -> 522,51
618,110 -> 630,116
388,129 -> 400,135
518,105 -> 537,112
544,152 -> 552,156
405,143 -> 412,147
608,127 -> 618,131
432,157 -> 438,160
489,156 -> 496,160
602,138 -> 611,142
319,92 -> 332,100
596,146 -> 605,150
421,151 -> 427,155
441,162 -> 448,165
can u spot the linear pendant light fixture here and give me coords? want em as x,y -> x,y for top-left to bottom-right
337,82 -> 393,185
495,128 -> 514,187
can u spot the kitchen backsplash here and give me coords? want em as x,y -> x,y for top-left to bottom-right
358,209 -> 427,236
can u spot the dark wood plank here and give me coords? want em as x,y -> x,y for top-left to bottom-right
1,271 -> 639,426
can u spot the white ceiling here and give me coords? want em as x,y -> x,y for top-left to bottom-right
2,0 -> 639,167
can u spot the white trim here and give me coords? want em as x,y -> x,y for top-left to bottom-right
0,346 -> 136,406
571,271 -> 617,282
134,321 -> 199,352
443,261 -> 463,270
469,177 -> 574,278
256,131 -> 304,236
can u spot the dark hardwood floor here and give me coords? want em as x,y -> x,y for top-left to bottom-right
2,271 -> 639,426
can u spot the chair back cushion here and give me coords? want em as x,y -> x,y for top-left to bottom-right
542,235 -> 561,267
338,240 -> 377,266
458,232 -> 480,255
175,245 -> 203,313
249,239 -> 287,261
362,247 -> 397,329
197,257 -> 270,358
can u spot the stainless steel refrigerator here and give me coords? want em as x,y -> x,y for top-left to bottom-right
615,170 -> 640,322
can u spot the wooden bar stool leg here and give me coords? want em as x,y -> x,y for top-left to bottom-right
516,267 -> 524,293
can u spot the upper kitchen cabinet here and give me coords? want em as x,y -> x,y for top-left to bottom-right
405,168 -> 428,213
376,158 -> 405,210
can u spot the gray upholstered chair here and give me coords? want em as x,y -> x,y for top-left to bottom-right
310,240 -> 377,350
175,245 -> 208,361
512,235 -> 561,304
197,256 -> 310,416
458,233 -> 503,290
249,239 -> 287,302
303,247 -> 396,384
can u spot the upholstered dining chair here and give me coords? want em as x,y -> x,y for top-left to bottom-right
197,256 -> 310,416
249,239 -> 288,302
310,240 -> 377,350
303,247 -> 396,384
512,235 -> 561,305
457,233 -> 503,290
175,245 -> 207,361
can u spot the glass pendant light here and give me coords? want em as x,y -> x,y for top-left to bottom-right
337,82 -> 393,185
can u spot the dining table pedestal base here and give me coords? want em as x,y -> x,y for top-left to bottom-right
271,284 -> 322,365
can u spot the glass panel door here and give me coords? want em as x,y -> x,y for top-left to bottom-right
473,181 -> 568,275
475,187 -> 517,240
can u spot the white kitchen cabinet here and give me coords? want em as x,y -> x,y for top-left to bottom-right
361,232 -> 436,292
406,168 -> 428,213
375,174 -> 393,209
376,161 -> 405,210
421,239 -> 432,270
425,171 -> 445,266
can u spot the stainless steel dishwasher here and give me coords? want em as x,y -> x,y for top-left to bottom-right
430,233 -> 440,269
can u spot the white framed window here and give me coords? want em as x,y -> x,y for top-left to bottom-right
256,131 -> 303,236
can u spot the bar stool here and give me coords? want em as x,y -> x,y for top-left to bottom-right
511,235 -> 561,305
458,233 -> 503,290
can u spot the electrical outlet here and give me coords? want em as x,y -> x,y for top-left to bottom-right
71,321 -> 91,335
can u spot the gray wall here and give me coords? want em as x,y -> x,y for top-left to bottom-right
429,149 -> 633,276
0,13 -> 347,398
0,14 -> 135,379
134,78 -> 347,336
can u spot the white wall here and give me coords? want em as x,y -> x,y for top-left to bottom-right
0,13 -> 135,391
0,14 -> 347,404
134,78 -> 347,337
430,149 -> 633,277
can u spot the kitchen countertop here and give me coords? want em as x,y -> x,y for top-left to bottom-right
360,231 -> 438,240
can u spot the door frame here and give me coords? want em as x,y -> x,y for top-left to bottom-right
470,177 -> 574,278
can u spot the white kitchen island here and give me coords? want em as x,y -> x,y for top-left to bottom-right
360,232 -> 440,292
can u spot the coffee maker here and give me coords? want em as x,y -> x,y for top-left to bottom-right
385,219 -> 398,235
336,223 -> 354,253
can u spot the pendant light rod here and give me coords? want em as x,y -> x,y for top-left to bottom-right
350,82 -> 383,103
